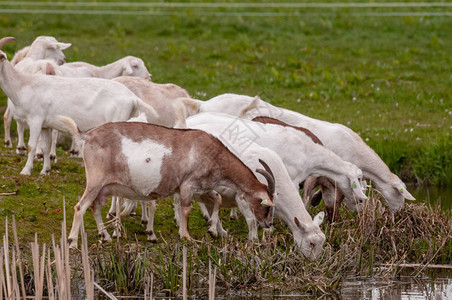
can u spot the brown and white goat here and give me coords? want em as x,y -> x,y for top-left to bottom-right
56,116 -> 276,248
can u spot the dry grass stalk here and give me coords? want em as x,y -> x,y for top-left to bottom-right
3,218 -> 13,298
208,259 -> 216,300
51,198 -> 71,299
144,274 -> 154,300
0,254 -> 4,300
115,197 -> 122,242
46,252 -> 55,300
150,272 -> 154,300
30,233 -> 46,300
11,249 -> 20,299
182,245 -> 187,300
62,197 -> 71,298
12,215 -> 26,300
144,276 -> 148,300
52,234 -> 67,298
93,281 -> 118,300
81,228 -> 94,300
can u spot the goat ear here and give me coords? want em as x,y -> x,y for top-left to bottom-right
294,217 -> 307,232
46,63 -> 56,75
394,184 -> 416,201
313,212 -> 325,226
57,42 -> 71,50
48,42 -> 71,50
0,51 -> 7,61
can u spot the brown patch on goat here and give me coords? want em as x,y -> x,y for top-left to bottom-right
252,116 -> 323,145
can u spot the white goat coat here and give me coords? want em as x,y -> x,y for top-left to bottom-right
187,113 -> 368,211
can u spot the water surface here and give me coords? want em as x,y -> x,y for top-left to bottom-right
408,185 -> 452,210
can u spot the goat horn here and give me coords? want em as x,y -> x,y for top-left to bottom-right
0,37 -> 16,50
258,159 -> 274,179
256,167 -> 275,196
257,159 -> 276,195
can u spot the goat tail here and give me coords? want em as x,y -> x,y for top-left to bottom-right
54,115 -> 85,146
239,96 -> 261,118
133,99 -> 161,125
178,97 -> 202,117
174,101 -> 187,129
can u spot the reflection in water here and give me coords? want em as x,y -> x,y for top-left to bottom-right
407,186 -> 452,210
341,276 -> 452,300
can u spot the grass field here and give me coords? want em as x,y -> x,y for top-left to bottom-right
0,2 -> 451,297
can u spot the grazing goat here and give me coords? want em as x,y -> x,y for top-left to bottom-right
180,121 -> 326,259
186,113 -> 368,212
0,37 -> 160,175
63,56 -> 151,80
197,93 -> 415,213
251,116 -> 346,220
56,116 -> 276,249
113,76 -> 191,128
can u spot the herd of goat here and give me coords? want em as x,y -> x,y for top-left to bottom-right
0,36 -> 416,260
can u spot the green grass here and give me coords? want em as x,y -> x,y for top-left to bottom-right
0,3 -> 451,297
0,5 -> 450,185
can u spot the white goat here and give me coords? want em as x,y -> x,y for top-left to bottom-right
197,93 -> 415,213
113,76 -> 191,128
63,56 -> 151,80
0,37 -> 160,176
56,116 -> 276,249
186,113 -> 369,212
4,36 -> 71,150
5,53 -> 152,158
11,36 -> 71,66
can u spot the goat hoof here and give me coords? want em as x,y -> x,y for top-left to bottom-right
99,234 -> 112,243
141,220 -> 148,226
147,236 -> 158,243
146,230 -> 157,243
69,150 -> 79,157
208,230 -> 218,239
20,169 -> 31,176
229,215 -> 238,220
36,153 -> 43,160
219,230 -> 228,238
68,238 -> 78,249
4,140 -> 11,148
50,154 -> 56,161
16,147 -> 27,156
